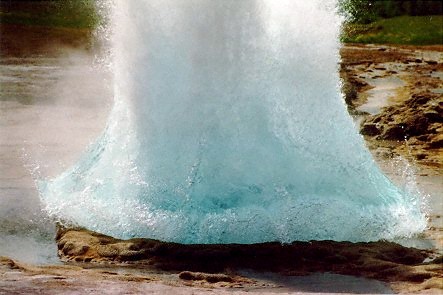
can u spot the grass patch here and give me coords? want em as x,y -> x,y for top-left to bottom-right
341,15 -> 443,45
0,1 -> 100,29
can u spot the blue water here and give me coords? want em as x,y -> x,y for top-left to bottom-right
40,0 -> 426,243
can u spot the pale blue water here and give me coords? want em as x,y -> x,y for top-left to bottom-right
40,0 -> 426,244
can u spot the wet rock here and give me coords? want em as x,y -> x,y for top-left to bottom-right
410,93 -> 432,106
361,123 -> 381,136
380,125 -> 406,140
179,271 -> 233,283
406,117 -> 430,136
55,226 -> 437,285
428,134 -> 443,149
416,134 -> 429,141
340,74 -> 368,109
358,88 -> 442,165
0,256 -> 20,270
96,245 -> 119,258
416,153 -> 427,160
424,110 -> 442,123
421,277 -> 443,290
402,272 -> 432,283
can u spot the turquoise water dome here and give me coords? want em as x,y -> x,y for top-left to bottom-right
40,0 -> 426,243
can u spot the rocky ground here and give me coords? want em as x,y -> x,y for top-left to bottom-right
340,44 -> 443,169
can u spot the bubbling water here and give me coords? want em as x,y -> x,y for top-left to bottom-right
40,0 -> 426,243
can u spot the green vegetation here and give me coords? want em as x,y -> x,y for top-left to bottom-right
0,0 -> 100,29
338,0 -> 443,45
339,0 -> 443,24
341,15 -> 443,45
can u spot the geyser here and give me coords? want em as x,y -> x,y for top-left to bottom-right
40,0 -> 426,243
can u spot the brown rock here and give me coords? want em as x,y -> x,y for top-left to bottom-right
360,123 -> 381,136
424,111 -> 442,123
55,226 -> 437,286
381,125 -> 406,140
179,271 -> 233,283
429,134 -> 443,149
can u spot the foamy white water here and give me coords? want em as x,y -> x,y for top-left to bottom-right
41,0 -> 426,243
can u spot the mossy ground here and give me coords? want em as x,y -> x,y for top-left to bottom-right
342,15 -> 443,45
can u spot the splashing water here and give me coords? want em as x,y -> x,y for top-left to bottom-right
40,0 -> 426,243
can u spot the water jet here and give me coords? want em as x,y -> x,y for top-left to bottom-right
40,0 -> 426,244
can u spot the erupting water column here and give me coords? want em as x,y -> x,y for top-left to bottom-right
40,0 -> 426,243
